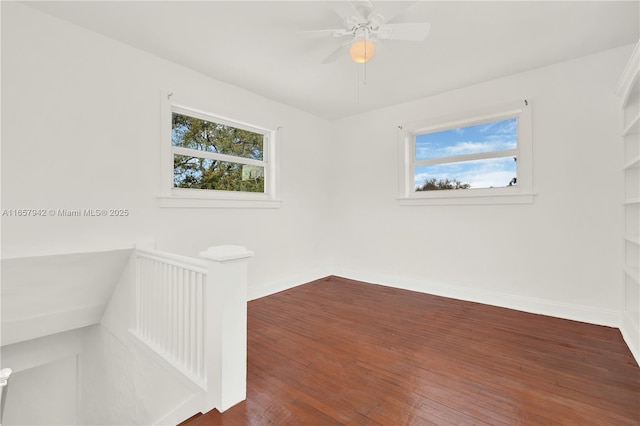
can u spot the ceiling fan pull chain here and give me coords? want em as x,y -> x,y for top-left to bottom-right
363,60 -> 368,85
356,64 -> 361,116
362,38 -> 368,84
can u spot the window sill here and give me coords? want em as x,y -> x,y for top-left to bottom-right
157,195 -> 282,209
398,192 -> 535,206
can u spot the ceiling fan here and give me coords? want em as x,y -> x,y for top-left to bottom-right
305,1 -> 431,64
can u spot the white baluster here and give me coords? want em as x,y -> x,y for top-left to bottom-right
136,255 -> 141,335
136,256 -> 142,336
152,260 -> 159,347
177,265 -> 184,365
189,271 -> 196,374
196,273 -> 204,380
159,260 -> 164,348
174,264 -> 180,361
184,268 -> 190,371
185,267 -> 189,368
170,264 -> 177,360
143,258 -> 148,339
163,262 -> 169,354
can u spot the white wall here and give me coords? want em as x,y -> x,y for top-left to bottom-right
328,45 -> 633,326
1,3 -> 332,296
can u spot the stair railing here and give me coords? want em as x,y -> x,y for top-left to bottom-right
131,244 -> 254,414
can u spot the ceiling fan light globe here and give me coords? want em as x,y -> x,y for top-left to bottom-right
349,39 -> 376,63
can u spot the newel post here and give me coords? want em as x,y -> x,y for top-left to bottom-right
199,245 -> 254,412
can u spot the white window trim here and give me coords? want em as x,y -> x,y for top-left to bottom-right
158,91 -> 281,209
398,99 -> 534,206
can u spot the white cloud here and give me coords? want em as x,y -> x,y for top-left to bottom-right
480,118 -> 516,134
416,139 -> 516,159
414,157 -> 516,189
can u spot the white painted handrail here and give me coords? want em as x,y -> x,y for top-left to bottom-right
132,244 -> 253,414
136,247 -> 207,272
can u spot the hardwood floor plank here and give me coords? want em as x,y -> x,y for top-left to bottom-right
187,276 -> 640,425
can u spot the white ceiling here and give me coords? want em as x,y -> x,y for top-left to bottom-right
26,1 -> 639,120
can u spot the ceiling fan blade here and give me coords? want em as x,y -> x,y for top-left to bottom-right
321,40 -> 352,64
377,22 -> 431,41
302,28 -> 351,38
329,1 -> 368,27
348,0 -> 372,22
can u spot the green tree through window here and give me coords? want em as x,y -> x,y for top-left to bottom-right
172,113 -> 265,192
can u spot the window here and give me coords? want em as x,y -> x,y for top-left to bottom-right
399,100 -> 533,205
172,110 -> 266,192
159,92 -> 279,208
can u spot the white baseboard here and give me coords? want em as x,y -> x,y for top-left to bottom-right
247,267 -> 333,301
620,312 -> 640,366
332,267 -> 622,328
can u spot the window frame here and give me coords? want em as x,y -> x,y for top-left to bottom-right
398,99 -> 534,206
159,91 -> 280,209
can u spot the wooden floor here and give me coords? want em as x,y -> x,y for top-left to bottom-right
186,276 -> 640,425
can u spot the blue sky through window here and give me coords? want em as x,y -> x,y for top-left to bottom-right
414,117 -> 517,189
